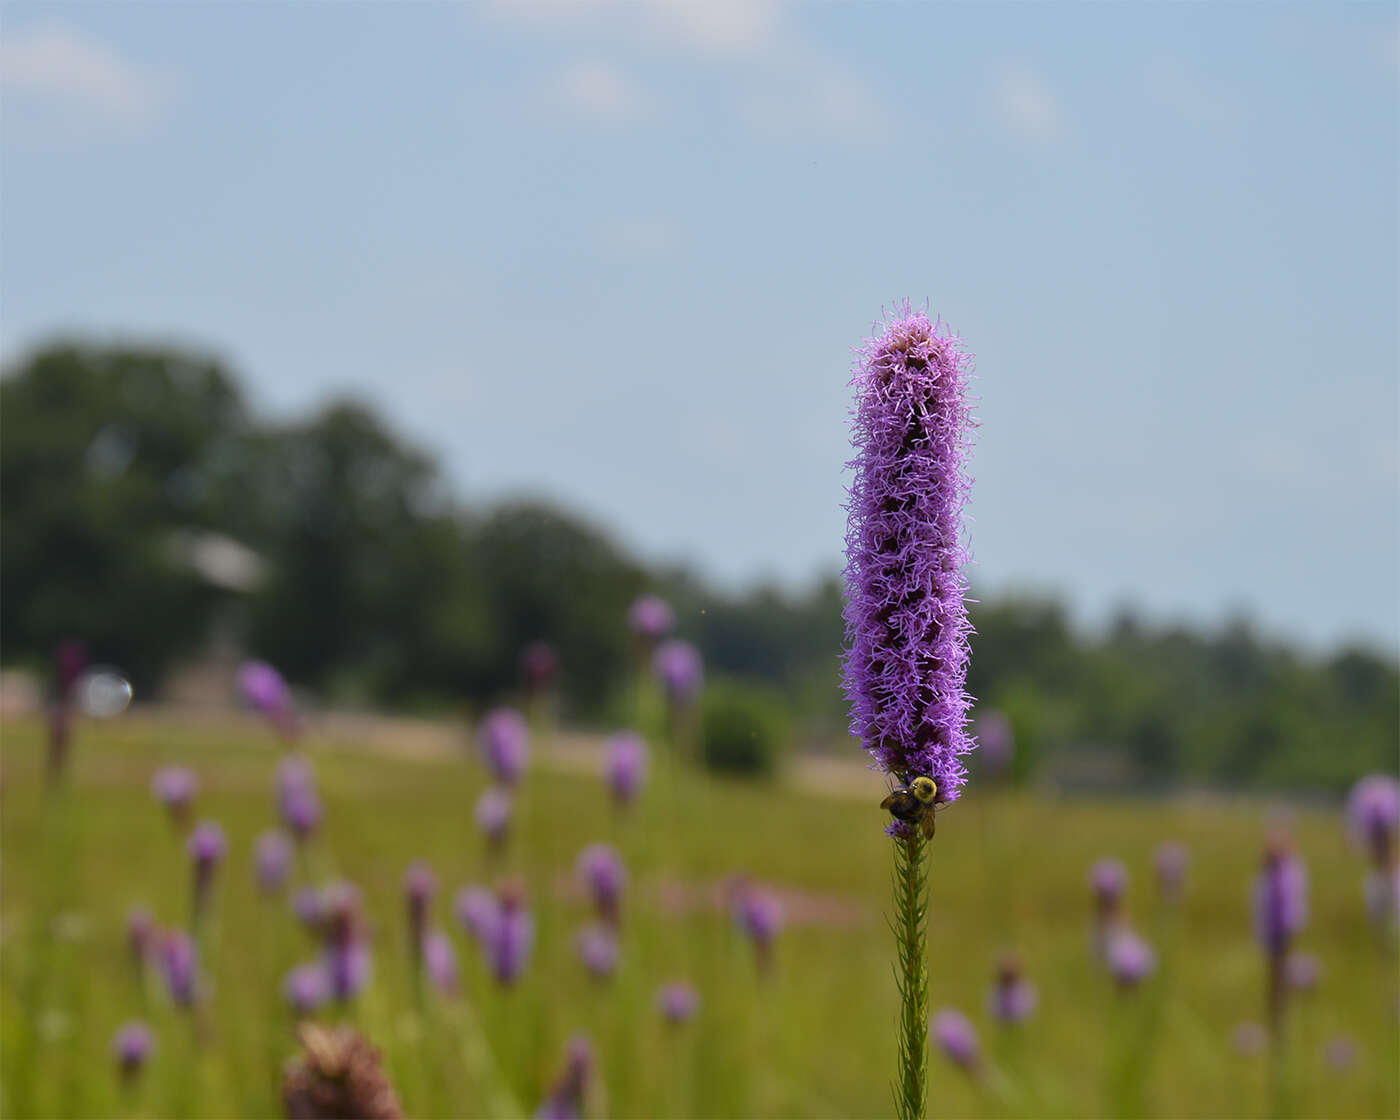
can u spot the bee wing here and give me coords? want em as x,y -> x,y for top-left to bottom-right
879,792 -> 899,812
921,811 -> 937,840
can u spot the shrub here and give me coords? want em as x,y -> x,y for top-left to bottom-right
699,681 -> 789,777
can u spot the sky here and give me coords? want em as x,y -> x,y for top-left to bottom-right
2,1 -> 1397,654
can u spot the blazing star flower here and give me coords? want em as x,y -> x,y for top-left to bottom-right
423,929 -> 458,997
628,595 -> 674,644
284,963 -> 330,1017
536,1034 -> 593,1120
521,642 -> 560,695
931,1009 -> 981,1071
1347,774 -> 1400,865
403,862 -> 438,952
255,830 -> 294,894
188,821 -> 226,917
1090,858 -> 1128,912
1106,929 -> 1157,988
732,884 -> 783,975
151,767 -> 198,824
474,787 -> 511,850
577,844 -> 626,926
112,1020 -> 154,1078
656,981 -> 699,1025
988,953 -> 1037,1025
293,886 -> 324,931
842,308 -> 976,803
576,923 -> 619,980
488,881 -> 534,986
479,708 -> 529,787
324,941 -> 372,1003
239,660 -> 290,717
1154,842 -> 1190,903
281,787 -> 323,843
604,732 -> 647,807
652,640 -> 703,707
454,886 -> 501,946
1284,951 -> 1322,994
974,711 -> 1014,778
160,930 -> 199,1007
1254,839 -> 1308,957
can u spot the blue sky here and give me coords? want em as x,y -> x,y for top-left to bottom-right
3,2 -> 1397,653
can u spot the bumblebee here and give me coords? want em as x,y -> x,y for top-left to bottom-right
880,775 -> 940,839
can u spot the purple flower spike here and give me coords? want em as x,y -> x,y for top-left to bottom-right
656,980 -> 699,1025
732,883 -> 783,974
488,881 -> 534,986
1154,842 -> 1190,903
479,708 -> 529,787
281,787 -> 322,842
1285,951 -> 1322,993
160,930 -> 199,1007
455,885 -> 501,946
255,830 -> 294,894
628,595 -> 674,644
323,941 -> 372,1003
292,886 -> 324,931
1346,774 -> 1400,866
188,820 -> 227,868
239,660 -> 289,717
576,923 -> 620,980
1254,838 -> 1308,957
988,954 -> 1037,1025
423,928 -> 459,996
652,640 -> 703,707
1107,929 -> 1156,988
112,1020 -> 154,1077
931,1009 -> 981,1070
536,1034 -> 593,1120
974,711 -> 1014,777
1090,858 -> 1129,910
151,767 -> 198,824
842,307 -> 976,801
475,787 -> 512,849
284,963 -> 329,1017
577,844 -> 627,926
604,732 -> 648,807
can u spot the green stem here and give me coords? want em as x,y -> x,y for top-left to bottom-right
893,829 -> 930,1120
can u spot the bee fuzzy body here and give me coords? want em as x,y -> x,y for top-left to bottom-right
879,775 -> 940,839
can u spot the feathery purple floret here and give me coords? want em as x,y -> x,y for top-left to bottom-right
842,307 -> 976,798
1254,843 -> 1308,956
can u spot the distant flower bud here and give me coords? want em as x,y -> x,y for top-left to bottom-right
575,923 -> 619,980
652,641 -> 703,707
1154,842 -> 1190,903
1346,774 -> 1400,866
628,596 -> 674,645
474,788 -> 512,850
423,929 -> 458,997
535,1034 -> 592,1120
604,732 -> 647,807
931,1009 -> 981,1070
284,963 -> 330,1017
112,1020 -> 154,1079
255,830 -> 294,894
1106,929 -> 1156,988
1253,837 -> 1308,957
1284,951 -> 1321,994
479,709 -> 529,787
656,981 -> 699,1025
988,953 -> 1037,1025
454,886 -> 501,946
151,767 -> 198,826
160,930 -> 199,1008
577,844 -> 626,926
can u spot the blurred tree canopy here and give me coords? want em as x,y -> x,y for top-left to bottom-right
3,341 -> 1395,791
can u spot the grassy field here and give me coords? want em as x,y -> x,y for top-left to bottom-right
1,713 -> 1395,1119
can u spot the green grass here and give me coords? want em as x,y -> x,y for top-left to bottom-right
1,715 -> 1396,1118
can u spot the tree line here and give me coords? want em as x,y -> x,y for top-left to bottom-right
3,341 -> 1394,790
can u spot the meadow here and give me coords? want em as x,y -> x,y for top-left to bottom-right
1,712 -> 1395,1119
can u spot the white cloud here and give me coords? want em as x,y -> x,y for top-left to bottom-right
990,63 -> 1067,146
1145,60 -> 1247,132
485,0 -> 783,57
548,59 -> 651,123
0,22 -> 172,139
742,52 -> 893,146
650,1 -> 783,56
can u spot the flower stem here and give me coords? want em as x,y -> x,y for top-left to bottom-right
893,829 -> 930,1120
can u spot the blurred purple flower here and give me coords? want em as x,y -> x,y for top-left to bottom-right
255,830 -> 294,894
479,708 -> 529,787
1346,774 -> 1400,865
656,981 -> 699,1025
521,642 -> 560,695
1284,951 -> 1321,993
127,905 -> 155,968
293,886 -> 323,931
1106,929 -> 1156,988
239,660 -> 290,717
988,954 -> 1037,1025
281,787 -> 323,843
535,1034 -> 592,1120
188,820 -> 226,915
652,640 -> 703,708
577,844 -> 627,926
112,1020 -> 154,1078
277,755 -> 315,805
488,881 -> 534,986
1254,840 -> 1308,957
1233,1022 -> 1267,1057
404,862 -> 438,950
604,732 -> 648,807
1154,841 -> 1190,903
575,923 -> 619,980
732,883 -> 782,975
974,711 -> 1014,778
323,940 -> 372,1003
284,963 -> 329,1017
160,930 -> 199,1007
423,928 -> 459,997
454,886 -> 501,946
841,308 -> 976,798
1324,1035 -> 1358,1072
1090,858 -> 1129,911
151,767 -> 198,825
931,1009 -> 981,1071
475,787 -> 512,850
628,595 -> 674,644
